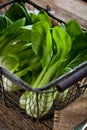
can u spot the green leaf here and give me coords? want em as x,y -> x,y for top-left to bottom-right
0,54 -> 19,73
52,26 -> 72,58
37,26 -> 72,87
0,15 -> 12,31
30,13 -> 37,24
31,21 -> 53,68
0,18 -> 26,54
0,18 -> 26,36
66,20 -> 82,40
34,10 -> 52,27
66,32 -> 87,68
14,25 -> 32,42
5,3 -> 30,24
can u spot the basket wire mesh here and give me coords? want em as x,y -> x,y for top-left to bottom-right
0,0 -> 87,122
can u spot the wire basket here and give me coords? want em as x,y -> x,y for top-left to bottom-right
0,0 -> 87,121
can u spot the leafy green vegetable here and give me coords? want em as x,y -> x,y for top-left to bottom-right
64,32 -> 87,70
30,10 -> 52,27
0,2 -> 87,118
0,54 -> 19,73
66,20 -> 82,40
38,26 -> 71,86
19,20 -> 87,118
13,25 -> 32,42
0,15 -> 12,31
19,22 -> 72,118
5,3 -> 31,24
0,18 -> 26,53
31,21 -> 53,67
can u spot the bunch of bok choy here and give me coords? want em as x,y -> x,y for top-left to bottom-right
0,2 -> 87,118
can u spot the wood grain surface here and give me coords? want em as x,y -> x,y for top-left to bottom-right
31,0 -> 87,29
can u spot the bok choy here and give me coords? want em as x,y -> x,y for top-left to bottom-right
0,2 -> 87,118
19,21 -> 72,118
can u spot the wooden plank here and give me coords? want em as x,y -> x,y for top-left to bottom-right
53,0 -> 87,20
32,0 -> 87,29
0,0 -> 87,28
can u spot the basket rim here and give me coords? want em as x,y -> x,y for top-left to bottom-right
0,61 -> 87,93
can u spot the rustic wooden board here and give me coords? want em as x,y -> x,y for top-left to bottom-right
32,0 -> 87,29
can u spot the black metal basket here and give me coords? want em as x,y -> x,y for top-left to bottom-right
0,0 -> 87,121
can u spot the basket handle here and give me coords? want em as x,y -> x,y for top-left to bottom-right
57,61 -> 87,92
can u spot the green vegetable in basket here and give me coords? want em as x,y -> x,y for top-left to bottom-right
0,17 -> 43,91
0,2 -> 87,118
19,21 -> 72,118
66,20 -> 82,40
0,15 -> 12,31
0,18 -> 34,91
0,54 -> 19,73
0,2 -> 52,90
53,20 -> 87,78
5,2 -> 52,27
5,3 -> 31,24
0,18 -> 26,53
64,32 -> 87,71
30,10 -> 52,27
0,18 -> 26,63
19,20 -> 87,118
